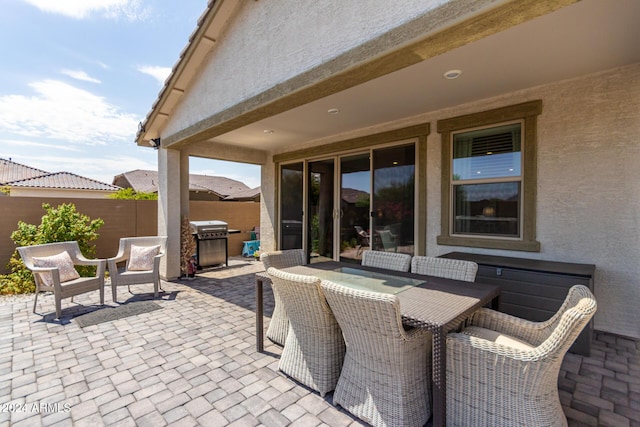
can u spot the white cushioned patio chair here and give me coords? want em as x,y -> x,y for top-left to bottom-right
260,249 -> 306,345
17,241 -> 106,319
411,256 -> 478,282
322,280 -> 432,427
361,250 -> 411,272
266,267 -> 345,396
107,236 -> 167,302
446,284 -> 597,427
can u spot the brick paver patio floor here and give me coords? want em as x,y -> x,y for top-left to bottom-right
1,257 -> 638,426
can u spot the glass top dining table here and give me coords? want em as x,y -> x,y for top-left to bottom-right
293,264 -> 426,294
255,260 -> 501,427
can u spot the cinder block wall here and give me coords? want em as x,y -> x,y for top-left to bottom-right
0,197 -> 259,275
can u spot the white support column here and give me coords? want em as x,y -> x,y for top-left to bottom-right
158,147 -> 183,279
260,155 -> 276,252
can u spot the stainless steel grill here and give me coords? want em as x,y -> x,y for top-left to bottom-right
190,220 -> 228,267
190,220 -> 229,239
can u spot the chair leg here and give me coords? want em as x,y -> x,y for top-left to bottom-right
112,284 -> 118,303
55,297 -> 62,319
154,274 -> 161,298
33,291 -> 39,313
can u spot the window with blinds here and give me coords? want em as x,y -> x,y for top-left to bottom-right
451,122 -> 522,238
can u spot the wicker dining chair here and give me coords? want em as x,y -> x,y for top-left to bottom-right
17,241 -> 106,319
266,267 -> 345,396
322,280 -> 432,427
411,256 -> 478,282
260,249 -> 306,345
107,236 -> 167,302
446,285 -> 597,427
361,250 -> 411,272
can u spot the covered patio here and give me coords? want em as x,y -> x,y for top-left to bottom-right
130,0 -> 639,424
137,0 -> 640,344
0,261 -> 638,426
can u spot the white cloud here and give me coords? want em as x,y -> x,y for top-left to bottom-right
1,138 -> 81,152
0,79 -> 139,145
61,69 -> 101,84
137,66 -> 172,85
21,0 -> 148,21
77,154 -> 156,184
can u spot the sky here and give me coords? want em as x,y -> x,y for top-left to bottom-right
0,0 -> 261,189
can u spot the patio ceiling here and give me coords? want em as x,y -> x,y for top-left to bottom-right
205,0 -> 640,154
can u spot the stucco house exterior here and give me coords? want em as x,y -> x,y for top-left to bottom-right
136,0 -> 640,340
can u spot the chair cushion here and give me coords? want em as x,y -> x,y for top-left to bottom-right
32,251 -> 80,286
462,326 -> 535,351
127,245 -> 160,271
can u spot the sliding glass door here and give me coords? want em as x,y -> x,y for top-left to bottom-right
339,153 -> 371,263
308,158 -> 335,263
280,162 -> 303,250
371,144 -> 415,255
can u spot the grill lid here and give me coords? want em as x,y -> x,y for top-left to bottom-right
190,220 -> 228,239
190,220 -> 228,229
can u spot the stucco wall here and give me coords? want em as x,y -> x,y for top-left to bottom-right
532,64 -> 639,339
163,0 -> 496,137
422,64 -> 640,339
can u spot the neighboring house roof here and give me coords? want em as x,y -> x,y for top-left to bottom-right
112,169 -> 159,193
189,173 -> 249,197
114,169 -> 250,198
224,186 -> 260,201
0,158 -> 48,184
7,172 -> 120,191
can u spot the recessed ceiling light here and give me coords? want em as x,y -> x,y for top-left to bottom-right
443,69 -> 462,79
327,108 -> 340,115
263,129 -> 274,134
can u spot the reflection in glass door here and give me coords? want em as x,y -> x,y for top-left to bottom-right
280,162 -> 303,250
339,153 -> 370,263
371,144 -> 415,255
308,159 -> 335,263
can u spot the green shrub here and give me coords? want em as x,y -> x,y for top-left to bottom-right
109,188 -> 157,200
0,203 -> 104,295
